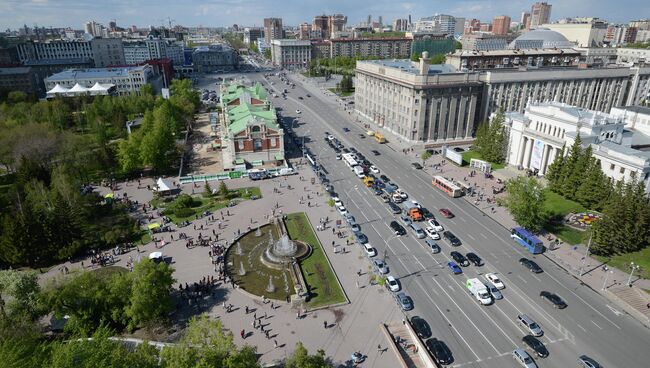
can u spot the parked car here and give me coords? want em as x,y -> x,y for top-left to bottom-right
373,259 -> 389,274
520,258 -> 543,273
370,165 -> 380,174
443,231 -> 462,246
466,252 -> 483,266
363,243 -> 377,257
426,338 -> 453,365
345,214 -> 356,225
350,224 -> 360,232
425,226 -> 441,240
427,219 -> 444,232
522,335 -> 548,358
337,205 -> 347,216
395,292 -> 413,311
447,261 -> 462,274
388,202 -> 402,214
371,150 -> 380,155
295,109 -> 301,114
425,239 -> 441,253
354,232 -> 368,244
380,174 -> 390,182
389,221 -> 406,235
410,316 -> 432,339
486,282 -> 503,300
512,348 -> 538,368
400,214 -> 412,226
540,291 -> 567,309
386,275 -> 400,292
577,355 -> 601,368
450,251 -> 469,267
411,162 -> 423,169
439,208 -> 454,218
485,273 -> 505,289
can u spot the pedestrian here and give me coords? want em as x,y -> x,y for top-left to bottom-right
356,280 -> 359,288
265,330 -> 270,339
254,312 -> 257,320
264,311 -> 267,319
271,301 -> 274,309
240,329 -> 245,339
245,305 -> 249,314
274,340 -> 278,348
377,344 -> 382,353
296,311 -> 300,319
357,269 -> 362,276
323,320 -> 327,329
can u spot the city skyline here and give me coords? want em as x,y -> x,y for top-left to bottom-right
1,0 -> 647,31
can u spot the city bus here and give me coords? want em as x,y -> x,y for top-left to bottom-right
511,227 -> 544,254
431,175 -> 463,198
342,153 -> 358,169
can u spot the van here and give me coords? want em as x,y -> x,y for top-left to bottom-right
517,314 -> 543,337
410,223 -> 426,239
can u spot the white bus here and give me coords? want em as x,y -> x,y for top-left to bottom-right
342,153 -> 358,169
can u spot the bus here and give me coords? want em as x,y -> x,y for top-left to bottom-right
431,175 -> 463,198
342,153 -> 358,169
305,153 -> 316,167
511,227 -> 544,254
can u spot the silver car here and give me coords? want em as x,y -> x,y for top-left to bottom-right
486,282 -> 503,300
513,348 -> 538,368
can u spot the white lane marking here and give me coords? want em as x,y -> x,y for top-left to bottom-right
467,234 -> 476,241
516,275 -> 528,284
591,320 -> 602,330
575,324 -> 587,333
606,305 -> 622,316
480,233 -> 489,240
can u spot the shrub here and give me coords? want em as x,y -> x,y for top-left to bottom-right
174,208 -> 194,218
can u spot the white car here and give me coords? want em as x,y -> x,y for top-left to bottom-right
410,200 -> 421,209
398,190 -> 408,199
337,205 -> 347,216
425,226 -> 441,240
427,219 -> 444,232
370,165 -> 380,174
363,243 -> 377,257
296,109 -> 301,114
332,197 -> 342,207
486,282 -> 503,300
386,275 -> 400,292
485,273 -> 505,289
336,154 -> 342,160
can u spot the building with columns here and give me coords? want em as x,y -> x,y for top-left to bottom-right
503,101 -> 650,192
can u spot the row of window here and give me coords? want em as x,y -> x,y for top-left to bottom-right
533,121 -> 566,139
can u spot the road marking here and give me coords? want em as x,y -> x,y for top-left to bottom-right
606,305 -> 622,316
480,233 -> 489,240
467,234 -> 476,241
591,320 -> 603,329
516,275 -> 528,284
575,323 -> 587,333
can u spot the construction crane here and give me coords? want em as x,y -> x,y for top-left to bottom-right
160,17 -> 175,29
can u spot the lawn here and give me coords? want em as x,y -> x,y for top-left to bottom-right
284,212 -> 347,308
327,88 -> 354,97
542,191 -> 589,245
461,151 -> 505,170
594,247 -> 650,279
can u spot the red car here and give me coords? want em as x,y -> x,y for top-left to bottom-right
439,208 -> 454,218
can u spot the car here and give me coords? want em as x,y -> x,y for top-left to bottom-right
345,214 -> 356,225
335,154 -> 342,160
359,133 -> 366,139
353,231 -> 368,243
370,165 -> 380,174
295,109 -> 301,114
522,335 -> 548,358
372,187 -> 383,195
343,127 -> 350,132
298,96 -> 303,100
425,227 -> 441,240
342,148 -> 350,153
539,291 -> 567,309
485,273 -> 505,289
427,219 -> 444,232
337,205 -> 347,216
486,282 -> 503,300
578,355 -> 602,368
397,190 -> 408,200
373,259 -> 389,274
447,261 -> 462,274
306,94 -> 311,97
439,208 -> 454,218
386,275 -> 400,292
380,174 -> 390,182
363,243 -> 377,257
517,314 -> 543,337
380,193 -> 390,203
410,316 -> 432,339
425,338 -> 453,365
466,252 -> 483,266
519,258 -> 543,273
399,214 -> 412,226
443,231 -> 462,246
450,251 -> 469,267
332,196 -> 342,206
350,352 -> 365,364
388,202 -> 402,214
425,239 -> 441,253
395,292 -> 413,311
375,180 -> 386,189
411,162 -> 423,169
512,348 -> 538,368
333,147 -> 341,153
453,147 -> 465,153
420,207 -> 435,220
350,223 -> 360,232
371,150 -> 380,156
389,221 -> 406,235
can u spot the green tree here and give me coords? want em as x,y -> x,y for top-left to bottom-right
117,135 -> 143,173
421,150 -> 432,166
410,53 -> 420,62
263,49 -> 271,60
284,342 -> 331,368
592,181 -> 628,255
218,180 -> 229,198
430,53 -> 446,64
574,154 -> 610,210
249,42 -> 259,53
203,181 -> 213,198
126,259 -> 174,331
0,270 -> 41,320
563,144 -> 592,199
503,176 -> 546,232
558,135 -> 583,197
455,40 -> 462,49
544,145 -> 566,192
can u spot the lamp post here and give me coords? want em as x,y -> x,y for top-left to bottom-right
383,234 -> 401,261
578,234 -> 592,277
601,269 -> 613,290
627,262 -> 640,287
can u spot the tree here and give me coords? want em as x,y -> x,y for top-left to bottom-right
544,145 -> 566,192
263,49 -> 271,60
126,259 -> 174,331
503,176 -> 546,232
574,155 -> 610,210
0,270 -> 41,320
430,53 -> 446,64
284,342 -> 331,368
563,144 -> 592,199
455,40 -> 462,49
410,53 -> 420,62
218,180 -> 229,198
472,110 -> 507,164
421,150 -> 432,166
557,135 -> 582,197
203,181 -> 213,198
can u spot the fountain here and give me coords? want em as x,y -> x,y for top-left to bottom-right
255,226 -> 262,237
266,275 -> 276,293
235,242 -> 243,255
261,218 -> 310,270
238,261 -> 246,276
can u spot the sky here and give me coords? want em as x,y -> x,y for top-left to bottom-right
0,0 -> 645,30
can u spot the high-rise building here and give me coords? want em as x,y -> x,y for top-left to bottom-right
521,12 -> 531,30
263,18 -> 283,44
313,15 -> 329,37
465,19 -> 481,34
299,23 -> 312,40
530,2 -> 552,29
492,16 -> 512,35
244,27 -> 264,45
329,14 -> 347,34
393,19 -> 409,32
480,24 -> 493,32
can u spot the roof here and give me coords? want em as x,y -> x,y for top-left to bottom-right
510,28 -> 574,49
221,82 -> 268,104
598,140 -> 650,159
615,105 -> 650,115
360,59 -> 458,75
24,58 -> 91,66
45,66 -> 149,82
452,48 -> 580,57
227,103 -> 278,134
155,177 -> 173,192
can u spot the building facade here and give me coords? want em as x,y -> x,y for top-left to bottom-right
447,48 -> 581,70
610,106 -> 650,136
244,27 -> 264,44
328,38 -> 412,59
393,19 -> 409,32
542,20 -> 608,47
0,67 -> 38,97
192,44 -> 238,73
503,102 -> 650,192
461,33 -> 509,51
16,38 -> 124,67
492,16 -> 512,35
271,39 -> 311,68
264,18 -> 283,44
530,2 -> 552,29
44,65 -> 162,96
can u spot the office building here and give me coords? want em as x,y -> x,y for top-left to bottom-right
480,24 -> 493,33
492,16 -> 512,35
530,2 -> 552,29
192,44 -> 238,73
606,25 -> 638,46
16,38 -> 125,67
465,19 -> 482,34
44,65 -> 162,96
0,67 -> 38,96
218,82 -> 284,168
328,37 -> 412,59
123,36 -> 184,65
542,18 -> 608,47
264,18 -> 283,44
394,19 -> 409,32
329,14 -> 347,35
270,39 -> 311,69
503,102 -> 650,192
415,15 -> 463,35
244,27 -> 264,45
298,23 -> 312,40
521,12 -> 531,30
354,53 -> 650,145
313,15 -> 329,38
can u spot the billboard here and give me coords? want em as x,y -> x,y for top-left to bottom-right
530,139 -> 544,170
443,146 -> 463,166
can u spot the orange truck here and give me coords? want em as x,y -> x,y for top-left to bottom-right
403,201 -> 423,221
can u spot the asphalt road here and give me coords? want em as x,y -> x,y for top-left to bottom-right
248,71 -> 650,368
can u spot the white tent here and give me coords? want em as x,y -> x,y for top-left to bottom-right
46,84 -> 70,95
67,83 -> 89,94
88,82 -> 115,95
154,177 -> 174,193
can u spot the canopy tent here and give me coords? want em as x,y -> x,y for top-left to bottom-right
46,84 -> 70,95
154,177 -> 174,193
147,223 -> 161,230
88,82 -> 115,96
148,252 -> 163,260
67,83 -> 89,94
104,193 -> 114,198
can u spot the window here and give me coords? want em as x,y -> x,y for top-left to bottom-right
610,163 -> 615,170
620,167 -> 625,174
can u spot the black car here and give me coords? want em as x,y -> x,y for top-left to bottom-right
298,96 -> 303,99
362,159 -> 371,166
410,316 -> 432,339
371,150 -> 380,155
450,251 -> 469,267
306,94 -> 311,97
388,202 -> 402,214
522,335 -> 549,358
342,148 -> 350,153
466,252 -> 482,266
333,147 -> 341,153
443,231 -> 462,246
389,221 -> 406,235
425,338 -> 453,365
411,162 -> 423,170
354,232 -> 368,244
520,258 -> 543,273
380,174 -> 390,182
420,208 -> 435,220
540,291 -> 567,309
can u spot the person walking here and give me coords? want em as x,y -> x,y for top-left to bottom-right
323,320 -> 327,329
240,329 -> 245,339
377,344 -> 382,354
274,339 -> 278,348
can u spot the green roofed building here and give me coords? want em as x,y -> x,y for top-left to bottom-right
219,81 -> 284,169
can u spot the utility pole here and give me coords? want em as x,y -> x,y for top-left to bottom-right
578,234 -> 592,276
627,262 -> 640,287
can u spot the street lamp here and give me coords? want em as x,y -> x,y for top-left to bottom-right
578,234 -> 592,277
383,234 -> 401,260
627,262 -> 640,287
601,269 -> 613,290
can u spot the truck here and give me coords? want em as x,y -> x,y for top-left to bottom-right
353,166 -> 365,178
363,176 -> 375,187
466,278 -> 492,305
403,201 -> 423,221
